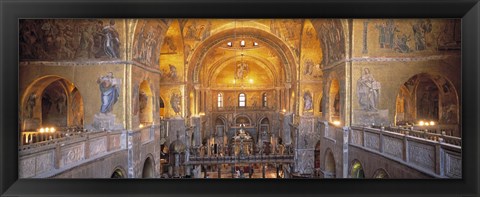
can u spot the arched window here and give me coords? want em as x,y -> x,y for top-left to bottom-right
262,93 -> 267,107
217,93 -> 223,108
239,93 -> 246,107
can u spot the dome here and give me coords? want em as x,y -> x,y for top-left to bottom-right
170,140 -> 186,154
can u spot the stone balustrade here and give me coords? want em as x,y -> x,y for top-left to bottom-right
18,130 -> 126,178
187,154 -> 294,165
373,125 -> 461,146
350,126 -> 461,178
215,106 -> 276,111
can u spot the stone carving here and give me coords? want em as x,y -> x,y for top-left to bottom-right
364,132 -> 380,150
445,151 -> 461,178
25,93 -> 36,118
19,19 -> 122,61
350,129 -> 363,145
235,62 -> 249,79
412,19 -> 432,51
61,144 -> 85,167
383,136 -> 403,158
303,91 -> 313,112
97,72 -> 120,114
19,157 -> 36,178
357,68 -> 380,111
110,134 -> 122,150
170,91 -> 182,116
89,138 -> 107,157
36,152 -> 54,175
408,141 -> 434,170
295,150 -> 314,174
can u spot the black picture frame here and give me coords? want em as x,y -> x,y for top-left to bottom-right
1,0 -> 479,196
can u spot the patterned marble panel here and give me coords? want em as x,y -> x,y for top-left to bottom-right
110,134 -> 122,151
295,149 -> 315,174
350,129 -> 363,146
364,132 -> 380,151
408,141 -> 435,171
19,157 -> 36,178
445,151 -> 461,178
35,151 -> 54,174
89,137 -> 107,157
60,144 -> 85,168
383,136 -> 403,158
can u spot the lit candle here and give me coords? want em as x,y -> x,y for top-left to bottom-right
418,121 -> 425,126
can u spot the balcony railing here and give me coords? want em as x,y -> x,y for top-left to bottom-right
350,125 -> 461,178
18,130 -> 126,178
187,154 -> 294,165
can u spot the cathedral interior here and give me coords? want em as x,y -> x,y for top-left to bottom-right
18,19 -> 461,179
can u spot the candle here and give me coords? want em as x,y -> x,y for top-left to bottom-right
166,121 -> 169,137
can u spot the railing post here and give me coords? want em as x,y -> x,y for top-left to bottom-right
379,126 -> 384,153
106,131 -> 111,152
84,136 -> 90,160
403,131 -> 409,162
54,144 -> 61,169
435,138 -> 444,175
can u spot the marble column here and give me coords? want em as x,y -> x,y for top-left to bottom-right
294,115 -> 316,174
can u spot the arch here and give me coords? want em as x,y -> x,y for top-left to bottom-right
139,80 -> 153,124
188,27 -> 297,84
111,166 -> 126,178
397,73 -> 459,135
395,85 -> 412,125
328,76 -> 340,123
319,95 -> 324,113
207,54 -> 278,87
159,96 -> 165,118
21,75 -> 84,132
262,92 -> 268,107
372,168 -> 390,178
350,159 -> 365,178
238,92 -> 246,107
142,156 -> 155,178
234,114 -> 252,126
324,148 -> 336,178
217,92 -> 224,108
215,116 -> 226,137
